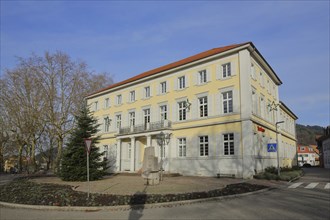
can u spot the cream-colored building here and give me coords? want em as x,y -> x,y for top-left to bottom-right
86,42 -> 298,179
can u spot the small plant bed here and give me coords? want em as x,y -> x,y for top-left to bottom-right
0,178 -> 268,207
254,166 -> 303,181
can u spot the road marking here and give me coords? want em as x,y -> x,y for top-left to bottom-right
305,183 -> 319,189
288,182 -> 303,188
325,183 -> 330,189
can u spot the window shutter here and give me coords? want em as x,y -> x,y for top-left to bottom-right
185,75 -> 189,88
206,69 -> 211,82
194,72 -> 199,85
234,132 -> 240,156
174,78 -> 178,91
208,94 -> 213,117
191,98 -> 197,120
216,64 -> 221,80
231,62 -> 236,76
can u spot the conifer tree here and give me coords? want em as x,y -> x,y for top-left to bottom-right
59,104 -> 107,181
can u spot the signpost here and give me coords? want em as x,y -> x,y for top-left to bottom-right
84,138 -> 92,199
267,143 -> 277,152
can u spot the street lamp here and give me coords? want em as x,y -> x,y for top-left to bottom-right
276,121 -> 285,176
156,131 -> 171,181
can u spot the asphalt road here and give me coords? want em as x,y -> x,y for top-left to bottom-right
1,168 -> 329,220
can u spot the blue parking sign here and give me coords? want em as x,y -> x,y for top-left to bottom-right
267,143 -> 277,152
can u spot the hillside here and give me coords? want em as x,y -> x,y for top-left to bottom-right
296,124 -> 324,145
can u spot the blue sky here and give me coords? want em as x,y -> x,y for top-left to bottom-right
1,1 -> 329,127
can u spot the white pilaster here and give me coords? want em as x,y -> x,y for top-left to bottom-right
116,139 -> 122,172
130,137 -> 136,172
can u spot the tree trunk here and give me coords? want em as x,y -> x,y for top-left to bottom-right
18,145 -> 23,173
54,137 -> 63,174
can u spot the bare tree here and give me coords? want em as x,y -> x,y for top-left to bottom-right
0,51 -> 113,173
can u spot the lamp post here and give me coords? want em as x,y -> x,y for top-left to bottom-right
156,131 -> 171,181
275,121 -> 284,176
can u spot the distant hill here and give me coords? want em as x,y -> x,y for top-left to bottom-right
296,124 -> 324,145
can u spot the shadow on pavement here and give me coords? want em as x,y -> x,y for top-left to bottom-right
128,185 -> 148,220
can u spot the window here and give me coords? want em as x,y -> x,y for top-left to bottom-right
250,63 -> 256,79
160,82 -> 167,94
178,76 -> 186,89
199,96 -> 208,117
252,90 -> 258,115
160,105 -> 167,121
144,86 -> 150,98
129,112 -> 135,126
260,95 -> 265,118
116,95 -> 122,105
178,101 -> 187,121
178,138 -> 186,157
129,91 -> 135,102
223,133 -> 234,155
104,98 -> 110,108
260,72 -> 264,87
104,116 -> 111,132
94,101 -> 98,111
222,63 -> 231,78
103,145 -> 108,159
198,70 -> 207,84
128,143 -> 131,159
222,91 -> 233,114
199,136 -> 209,156
301,147 -> 305,151
116,114 -> 121,128
144,108 -> 150,126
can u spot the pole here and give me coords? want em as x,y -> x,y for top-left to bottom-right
275,121 -> 284,176
276,124 -> 280,176
87,151 -> 90,198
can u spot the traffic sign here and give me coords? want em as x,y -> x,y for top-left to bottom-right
267,143 -> 277,152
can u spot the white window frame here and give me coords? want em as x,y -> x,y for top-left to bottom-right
222,91 -> 233,114
160,81 -> 167,94
199,136 -> 209,156
178,101 -> 187,121
129,112 -> 135,127
104,116 -> 111,132
94,101 -> 98,111
222,62 -> 231,78
260,72 -> 264,87
199,96 -> 208,118
129,91 -> 136,102
223,133 -> 235,155
144,86 -> 151,98
116,95 -> 122,105
178,76 -> 186,89
128,143 -> 131,159
104,98 -> 110,109
250,63 -> 256,79
144,108 -> 151,125
116,114 -> 122,128
178,138 -> 186,157
160,105 -> 167,121
198,70 -> 207,84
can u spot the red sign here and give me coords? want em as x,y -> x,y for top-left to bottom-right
257,126 -> 265,132
84,138 -> 92,155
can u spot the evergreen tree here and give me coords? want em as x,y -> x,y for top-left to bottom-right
59,104 -> 108,181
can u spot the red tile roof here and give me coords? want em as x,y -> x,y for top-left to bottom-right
87,42 -> 251,97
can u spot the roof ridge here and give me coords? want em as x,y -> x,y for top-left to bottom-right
87,42 -> 250,97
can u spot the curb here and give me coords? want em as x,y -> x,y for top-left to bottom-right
289,171 -> 305,183
0,187 -> 273,211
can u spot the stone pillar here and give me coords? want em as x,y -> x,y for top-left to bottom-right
116,139 -> 122,172
130,137 -> 136,172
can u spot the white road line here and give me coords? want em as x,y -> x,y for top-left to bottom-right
288,182 -> 303,188
305,183 -> 319,189
325,183 -> 330,189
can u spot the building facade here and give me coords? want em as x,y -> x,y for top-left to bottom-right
86,42 -> 298,179
316,126 -> 330,169
297,145 -> 319,166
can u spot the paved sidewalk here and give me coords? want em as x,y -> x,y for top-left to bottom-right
30,174 -> 254,195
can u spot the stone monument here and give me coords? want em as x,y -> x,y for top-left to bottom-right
141,146 -> 160,185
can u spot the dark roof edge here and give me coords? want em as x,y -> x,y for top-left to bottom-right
280,101 -> 298,120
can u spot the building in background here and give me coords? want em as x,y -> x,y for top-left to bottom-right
86,42 -> 298,179
297,145 -> 319,166
316,126 -> 330,168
